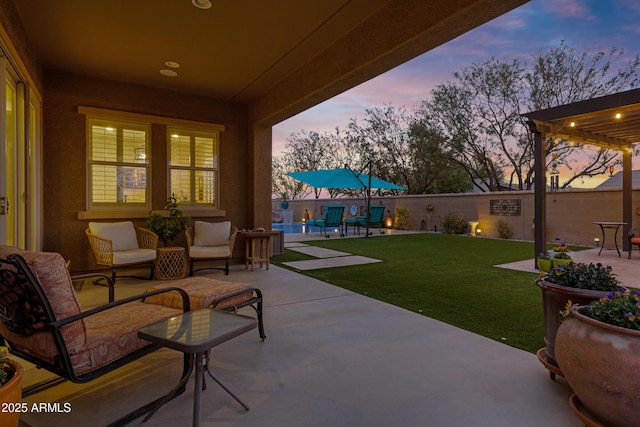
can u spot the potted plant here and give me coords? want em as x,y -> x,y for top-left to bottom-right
536,262 -> 621,377
536,252 -> 552,272
0,346 -> 23,427
551,243 -> 572,267
556,290 -> 640,426
280,192 -> 289,210
146,194 -> 190,246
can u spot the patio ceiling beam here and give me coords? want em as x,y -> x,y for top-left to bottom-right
541,121 -> 634,151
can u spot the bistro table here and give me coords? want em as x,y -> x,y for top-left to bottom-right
593,221 -> 627,257
138,309 -> 257,427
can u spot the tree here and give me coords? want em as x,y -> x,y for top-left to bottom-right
344,105 -> 411,194
408,114 -> 472,193
342,105 -> 469,194
424,59 -> 522,191
423,43 -> 640,191
525,41 -> 639,188
272,129 -> 345,199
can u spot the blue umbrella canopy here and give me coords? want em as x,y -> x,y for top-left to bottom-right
286,168 -> 405,190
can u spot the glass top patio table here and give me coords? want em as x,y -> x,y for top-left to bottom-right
138,309 -> 257,427
139,308 -> 257,353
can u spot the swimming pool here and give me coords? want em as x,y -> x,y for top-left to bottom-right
272,223 -> 311,234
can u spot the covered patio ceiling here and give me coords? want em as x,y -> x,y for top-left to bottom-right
524,87 -> 640,263
12,0 -> 529,126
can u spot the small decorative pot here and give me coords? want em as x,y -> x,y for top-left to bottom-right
281,201 -> 289,210
537,258 -> 552,272
556,309 -> 640,427
0,359 -> 23,427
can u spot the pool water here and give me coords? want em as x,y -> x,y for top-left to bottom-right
272,223 -> 311,234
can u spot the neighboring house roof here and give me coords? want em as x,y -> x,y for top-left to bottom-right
596,170 -> 640,189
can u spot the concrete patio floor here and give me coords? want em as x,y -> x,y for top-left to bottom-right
15,233 -> 598,426
499,245 -> 640,288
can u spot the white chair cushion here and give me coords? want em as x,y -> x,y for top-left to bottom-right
89,221 -> 139,251
193,221 -> 231,247
189,245 -> 231,259
112,248 -> 156,265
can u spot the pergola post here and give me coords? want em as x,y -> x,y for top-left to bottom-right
623,148 -> 632,252
529,121 -> 547,269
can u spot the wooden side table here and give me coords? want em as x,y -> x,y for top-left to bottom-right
155,246 -> 188,279
239,230 -> 279,271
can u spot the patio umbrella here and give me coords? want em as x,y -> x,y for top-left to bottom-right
286,165 -> 405,236
286,168 -> 405,191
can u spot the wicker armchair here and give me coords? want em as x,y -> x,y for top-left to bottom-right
85,221 -> 159,299
185,221 -> 237,275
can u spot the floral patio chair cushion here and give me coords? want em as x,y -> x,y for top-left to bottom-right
0,245 -> 85,364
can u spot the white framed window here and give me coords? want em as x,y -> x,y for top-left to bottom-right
87,118 -> 150,209
169,127 -> 218,207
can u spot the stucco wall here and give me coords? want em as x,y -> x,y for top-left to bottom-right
43,70 -> 249,272
275,188 -> 640,248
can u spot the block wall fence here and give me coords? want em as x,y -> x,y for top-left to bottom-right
273,188 -> 640,247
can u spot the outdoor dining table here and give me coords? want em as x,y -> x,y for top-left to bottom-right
593,221 -> 627,257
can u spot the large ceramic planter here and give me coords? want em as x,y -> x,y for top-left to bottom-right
0,359 -> 23,427
556,309 -> 640,427
536,280 -> 611,374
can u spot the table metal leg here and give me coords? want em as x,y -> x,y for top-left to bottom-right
598,225 -> 605,256
193,352 -> 204,427
107,353 -> 192,427
203,351 -> 250,411
142,353 -> 193,423
598,225 -> 623,257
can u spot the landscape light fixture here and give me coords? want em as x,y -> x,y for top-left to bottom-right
385,210 -> 393,228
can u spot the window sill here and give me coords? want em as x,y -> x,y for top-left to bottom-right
78,208 -> 226,220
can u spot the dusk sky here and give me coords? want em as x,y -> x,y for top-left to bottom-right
272,0 -> 640,188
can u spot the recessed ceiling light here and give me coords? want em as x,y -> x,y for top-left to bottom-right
160,69 -> 178,77
192,0 -> 212,9
165,61 -> 180,68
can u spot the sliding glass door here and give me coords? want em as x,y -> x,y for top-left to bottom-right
0,55 -> 41,249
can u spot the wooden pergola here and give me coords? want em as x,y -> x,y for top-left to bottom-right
524,88 -> 640,265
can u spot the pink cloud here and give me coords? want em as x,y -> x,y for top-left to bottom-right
541,0 -> 594,19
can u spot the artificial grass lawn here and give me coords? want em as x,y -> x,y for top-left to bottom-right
272,233 -> 583,354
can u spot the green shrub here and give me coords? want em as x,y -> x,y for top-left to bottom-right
439,211 -> 468,234
497,219 -> 513,239
394,208 -> 410,230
